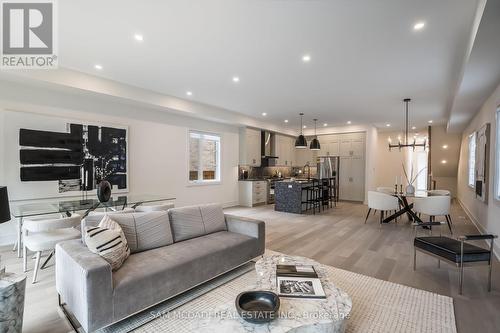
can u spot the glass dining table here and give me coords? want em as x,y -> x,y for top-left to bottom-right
382,190 -> 428,224
10,194 -> 176,258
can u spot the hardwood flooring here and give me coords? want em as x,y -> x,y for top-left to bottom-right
2,200 -> 499,333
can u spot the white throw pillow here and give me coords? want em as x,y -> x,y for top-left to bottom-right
84,215 -> 130,271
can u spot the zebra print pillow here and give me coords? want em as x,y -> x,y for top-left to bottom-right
84,216 -> 130,271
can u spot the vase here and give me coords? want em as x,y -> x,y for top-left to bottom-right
405,184 -> 415,195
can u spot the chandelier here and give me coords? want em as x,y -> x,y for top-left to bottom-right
388,98 -> 427,151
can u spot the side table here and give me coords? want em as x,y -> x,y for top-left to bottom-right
0,272 -> 26,333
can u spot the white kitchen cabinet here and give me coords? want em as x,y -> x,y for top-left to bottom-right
319,135 -> 340,156
339,133 -> 365,157
239,128 -> 261,166
275,134 -> 296,166
295,147 -> 317,167
339,154 -> 365,202
239,181 -> 267,207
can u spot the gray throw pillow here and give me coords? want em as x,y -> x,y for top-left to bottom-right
200,203 -> 227,234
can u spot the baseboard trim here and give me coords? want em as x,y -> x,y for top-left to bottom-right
456,198 -> 500,260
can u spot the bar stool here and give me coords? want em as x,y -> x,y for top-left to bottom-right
306,180 -> 322,214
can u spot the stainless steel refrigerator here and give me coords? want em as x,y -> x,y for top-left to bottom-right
317,156 -> 340,204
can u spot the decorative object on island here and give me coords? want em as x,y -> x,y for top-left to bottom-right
388,98 -> 427,151
97,180 -> 112,203
310,119 -> 321,150
0,186 -> 26,333
0,187 -> 11,277
295,113 -> 307,148
235,290 -> 280,323
18,119 -> 128,195
402,163 -> 426,195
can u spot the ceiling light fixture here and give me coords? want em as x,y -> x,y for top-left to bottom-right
386,123 -> 391,127
347,121 -> 352,125
323,123 -> 328,127
186,91 -> 193,96
428,120 -> 433,124
94,64 -> 103,70
262,112 -> 267,116
412,126 -> 417,130
295,113 -> 307,149
442,145 -> 448,149
414,22 -> 425,30
441,160 -> 447,164
284,119 -> 289,123
302,54 -> 311,62
310,119 -> 321,151
232,76 -> 240,83
303,125 -> 307,129
134,33 -> 144,41
388,98 -> 427,151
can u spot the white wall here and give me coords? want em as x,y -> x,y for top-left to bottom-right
0,83 -> 240,245
457,83 -> 500,257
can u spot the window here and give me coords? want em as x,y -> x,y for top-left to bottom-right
468,132 -> 476,187
188,131 -> 221,184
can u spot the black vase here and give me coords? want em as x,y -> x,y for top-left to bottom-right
97,181 -> 112,203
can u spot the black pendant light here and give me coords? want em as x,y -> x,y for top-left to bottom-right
295,113 -> 307,148
310,119 -> 321,150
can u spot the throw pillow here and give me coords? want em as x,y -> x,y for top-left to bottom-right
84,216 -> 130,271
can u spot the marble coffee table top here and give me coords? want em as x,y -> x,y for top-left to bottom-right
187,254 -> 352,333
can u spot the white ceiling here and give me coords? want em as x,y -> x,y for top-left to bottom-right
10,0 -> 487,131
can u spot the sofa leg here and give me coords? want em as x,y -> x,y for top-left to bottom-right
58,294 -> 82,332
459,264 -> 464,295
488,259 -> 493,292
413,248 -> 416,271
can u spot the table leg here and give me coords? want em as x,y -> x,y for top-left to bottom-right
17,217 -> 23,258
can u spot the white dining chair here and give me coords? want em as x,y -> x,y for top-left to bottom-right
376,186 -> 395,194
134,202 -> 175,212
366,191 -> 399,225
23,213 -> 82,283
427,189 -> 451,196
413,196 -> 452,234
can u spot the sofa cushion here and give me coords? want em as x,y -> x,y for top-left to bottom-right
112,231 -> 260,320
132,211 -> 174,252
200,203 -> 227,234
168,206 -> 205,242
84,216 -> 130,271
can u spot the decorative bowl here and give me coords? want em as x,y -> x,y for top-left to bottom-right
235,290 -> 280,323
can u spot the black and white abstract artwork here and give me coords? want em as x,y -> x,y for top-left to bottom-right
19,122 -> 128,193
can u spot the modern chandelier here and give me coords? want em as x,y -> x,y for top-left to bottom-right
388,98 -> 427,151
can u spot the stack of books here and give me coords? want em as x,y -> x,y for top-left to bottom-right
276,264 -> 326,299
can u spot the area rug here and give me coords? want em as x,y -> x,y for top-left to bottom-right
101,250 -> 457,333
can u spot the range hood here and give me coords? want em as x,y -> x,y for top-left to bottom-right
261,131 -> 278,166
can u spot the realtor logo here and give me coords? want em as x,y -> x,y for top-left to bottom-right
1,0 -> 58,68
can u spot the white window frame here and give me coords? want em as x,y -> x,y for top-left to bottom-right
495,106 -> 500,200
188,130 -> 221,185
468,132 -> 476,188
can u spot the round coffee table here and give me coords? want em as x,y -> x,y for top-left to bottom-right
183,254 -> 352,333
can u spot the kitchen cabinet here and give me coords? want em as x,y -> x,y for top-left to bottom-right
339,133 -> 365,157
239,181 -> 267,207
319,135 -> 340,156
239,128 -> 261,166
275,134 -> 296,166
295,148 -> 317,167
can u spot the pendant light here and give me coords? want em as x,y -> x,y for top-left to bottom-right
310,119 -> 321,150
388,98 -> 427,151
295,113 -> 307,148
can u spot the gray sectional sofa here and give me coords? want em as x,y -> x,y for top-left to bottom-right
55,204 -> 265,332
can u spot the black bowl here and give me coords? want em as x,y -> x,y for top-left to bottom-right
235,290 -> 280,323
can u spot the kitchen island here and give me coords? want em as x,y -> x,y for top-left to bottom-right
274,179 -> 312,214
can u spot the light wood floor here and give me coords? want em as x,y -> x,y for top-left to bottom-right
2,201 -> 499,333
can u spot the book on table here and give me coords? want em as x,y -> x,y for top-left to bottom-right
276,264 -> 326,299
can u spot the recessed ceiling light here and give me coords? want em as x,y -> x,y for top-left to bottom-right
411,126 -> 416,130
347,121 -> 352,125
134,33 -> 144,41
323,123 -> 328,127
442,144 -> 448,149
94,64 -> 103,70
441,160 -> 447,164
414,22 -> 425,31
428,120 -> 433,124
186,91 -> 193,96
262,112 -> 267,116
284,119 -> 289,123
232,76 -> 240,83
302,54 -> 311,62
386,123 -> 391,127
303,125 -> 307,129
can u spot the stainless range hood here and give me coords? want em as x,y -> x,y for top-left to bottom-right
261,131 -> 278,166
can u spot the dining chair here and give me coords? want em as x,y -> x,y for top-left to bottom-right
23,214 -> 81,283
134,202 -> 175,212
366,191 -> 399,225
427,189 -> 451,196
413,196 -> 452,234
